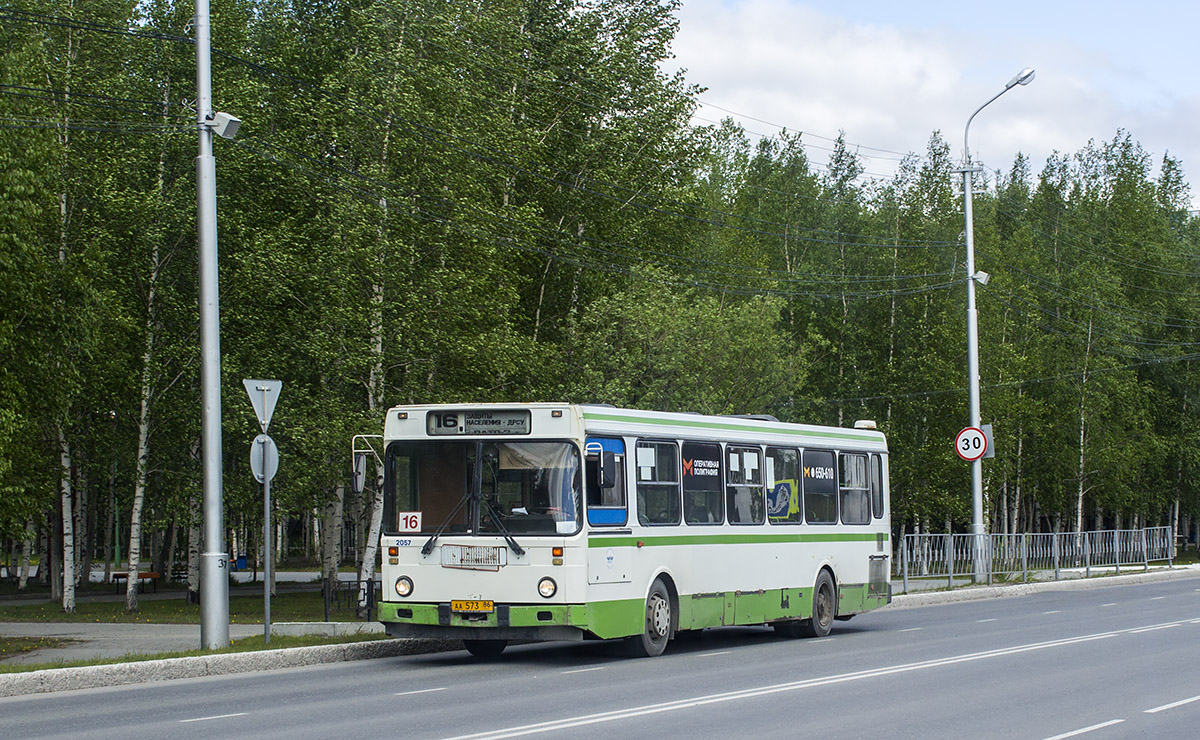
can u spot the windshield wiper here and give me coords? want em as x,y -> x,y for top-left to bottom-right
420,494 -> 469,556
482,497 -> 525,556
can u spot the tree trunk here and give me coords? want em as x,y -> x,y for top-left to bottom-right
38,525 -> 50,586
161,517 -> 178,583
49,505 -> 62,600
359,118 -> 390,612
18,518 -> 34,590
187,472 -> 201,602
59,428 -> 76,612
126,361 -> 153,612
79,462 -> 93,587
1012,429 -> 1023,534
322,483 -> 345,584
1074,316 -> 1093,535
104,457 -> 115,581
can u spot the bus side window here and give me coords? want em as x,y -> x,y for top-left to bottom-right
870,454 -> 884,519
726,446 -> 765,525
803,449 -> 837,524
635,440 -> 681,526
839,453 -> 869,525
586,438 -> 627,526
682,441 -> 723,525
766,447 -> 802,524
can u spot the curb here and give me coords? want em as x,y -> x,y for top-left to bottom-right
0,637 -> 460,698
888,563 -> 1200,609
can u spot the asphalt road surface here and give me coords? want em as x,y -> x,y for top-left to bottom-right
3,578 -> 1198,740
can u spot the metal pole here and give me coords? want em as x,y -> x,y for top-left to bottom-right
960,68 -> 1035,582
946,533 -> 954,590
196,0 -> 229,649
963,162 -> 985,582
264,452 -> 271,643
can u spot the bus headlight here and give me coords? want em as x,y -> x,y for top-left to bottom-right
395,576 -> 414,598
537,577 -> 557,599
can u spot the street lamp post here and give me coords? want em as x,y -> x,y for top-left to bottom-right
959,67 -> 1035,580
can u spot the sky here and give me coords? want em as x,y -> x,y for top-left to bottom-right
667,0 -> 1200,207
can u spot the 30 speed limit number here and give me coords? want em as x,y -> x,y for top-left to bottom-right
955,427 -> 988,461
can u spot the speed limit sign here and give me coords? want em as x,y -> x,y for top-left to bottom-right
955,427 -> 988,461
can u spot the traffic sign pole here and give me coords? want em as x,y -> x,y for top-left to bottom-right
262,437 -> 272,643
244,380 -> 281,644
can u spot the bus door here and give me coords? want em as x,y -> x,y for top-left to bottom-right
585,438 -> 630,585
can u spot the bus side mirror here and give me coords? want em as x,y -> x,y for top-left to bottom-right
600,451 -> 617,489
352,452 -> 366,495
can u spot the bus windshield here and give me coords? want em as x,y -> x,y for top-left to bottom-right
384,440 -> 582,536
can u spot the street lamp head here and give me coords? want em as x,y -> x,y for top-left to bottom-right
1006,68 -> 1036,89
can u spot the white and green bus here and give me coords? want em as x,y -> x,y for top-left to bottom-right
369,403 -> 890,658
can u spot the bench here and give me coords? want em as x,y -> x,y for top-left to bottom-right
111,571 -> 161,593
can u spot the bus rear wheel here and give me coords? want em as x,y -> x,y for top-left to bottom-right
802,570 -> 836,637
463,639 -> 507,659
629,577 -> 672,657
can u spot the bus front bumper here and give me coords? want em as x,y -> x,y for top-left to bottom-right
379,601 -> 590,641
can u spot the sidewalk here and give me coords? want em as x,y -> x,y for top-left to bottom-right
0,570 -> 378,665
0,622 -> 266,665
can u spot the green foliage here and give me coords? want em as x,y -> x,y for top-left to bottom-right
555,266 -> 803,413
1,0 -> 1199,562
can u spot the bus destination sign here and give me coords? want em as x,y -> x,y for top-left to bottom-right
428,409 -> 532,436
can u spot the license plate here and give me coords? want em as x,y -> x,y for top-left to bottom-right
451,599 -> 494,614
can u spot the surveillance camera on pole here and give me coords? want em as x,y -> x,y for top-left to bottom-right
211,111 -> 241,140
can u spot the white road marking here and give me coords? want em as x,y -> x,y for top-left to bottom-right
1129,624 -> 1178,634
699,651 -> 731,657
1042,719 -> 1124,739
977,618 -> 997,623
1145,694 -> 1200,714
396,688 -> 448,697
440,627 -> 1161,740
1101,603 -> 1117,607
1150,596 -> 1166,601
1043,610 -> 1061,614
179,713 -> 247,724
898,627 -> 923,633
561,666 -> 606,675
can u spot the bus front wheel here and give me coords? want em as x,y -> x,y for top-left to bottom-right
464,639 -> 507,659
629,577 -> 672,657
803,570 -> 836,638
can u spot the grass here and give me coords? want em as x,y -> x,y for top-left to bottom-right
0,632 -> 386,674
0,588 -> 366,624
0,636 -> 73,661
1172,547 -> 1199,565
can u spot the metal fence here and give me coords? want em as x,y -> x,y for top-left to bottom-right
321,577 -> 381,622
896,526 -> 1174,593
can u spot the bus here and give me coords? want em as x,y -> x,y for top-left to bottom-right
364,403 -> 890,658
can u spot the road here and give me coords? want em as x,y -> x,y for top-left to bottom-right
2,578 -> 1198,740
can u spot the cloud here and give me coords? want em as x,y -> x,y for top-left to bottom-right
667,0 -> 1197,202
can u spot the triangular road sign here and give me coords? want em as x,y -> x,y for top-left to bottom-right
243,378 -> 282,432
